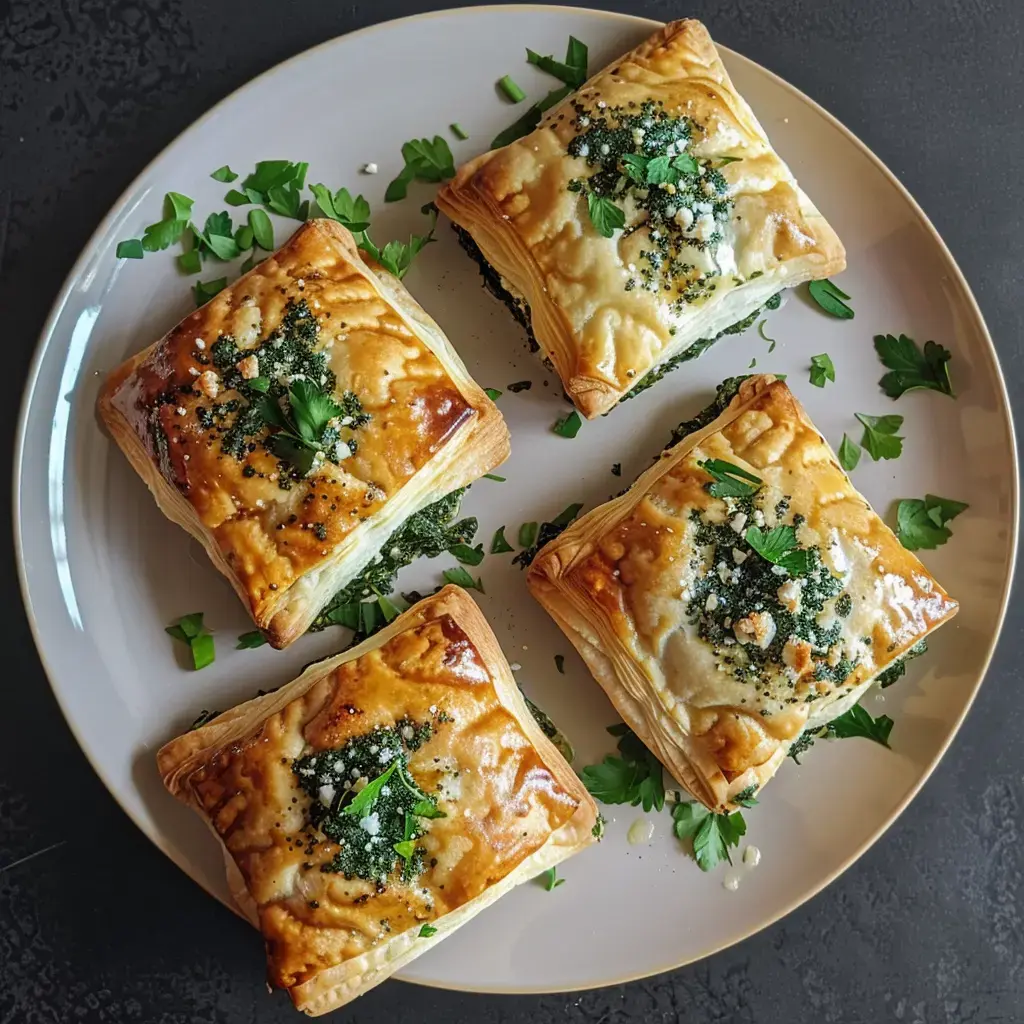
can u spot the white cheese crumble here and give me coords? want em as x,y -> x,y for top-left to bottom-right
362,162 -> 378,174
318,784 -> 336,807
730,512 -> 748,534
359,812 -> 380,835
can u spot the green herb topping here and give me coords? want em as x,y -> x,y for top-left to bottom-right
236,630 -> 267,650
672,802 -> 747,872
498,74 -> 527,104
837,433 -> 861,471
699,459 -> 762,498
419,923 -> 438,937
552,409 -> 583,438
443,566 -> 484,592
874,333 -> 954,399
809,353 -> 835,388
385,137 -> 455,203
490,527 -> 514,554
165,612 -> 215,670
894,494 -> 968,550
807,278 -> 854,318
580,723 -> 665,812
293,719 -> 445,882
538,866 -> 565,891
512,503 -> 583,568
855,413 -> 904,461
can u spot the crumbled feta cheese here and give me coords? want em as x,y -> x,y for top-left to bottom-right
733,611 -> 776,649
599,143 -> 610,155
335,441 -> 353,461
577,143 -> 590,157
753,509 -> 765,527
194,338 -> 206,350
236,354 -> 259,379
705,592 -> 719,612
509,662 -> 522,671
362,162 -> 378,174
730,512 -> 748,534
197,370 -> 220,399
176,406 -> 186,416
693,213 -> 717,240
359,812 -> 380,835
732,548 -> 748,564
777,579 -> 802,613
401,725 -> 415,741
188,367 -> 199,377
318,784 -> 336,807
675,206 -> 695,230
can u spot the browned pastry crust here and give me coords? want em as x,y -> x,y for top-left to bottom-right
437,19 -> 845,417
99,220 -> 509,647
527,376 -> 957,810
158,586 -> 597,1015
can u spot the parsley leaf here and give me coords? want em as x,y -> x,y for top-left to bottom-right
385,136 -> 455,202
210,165 -> 238,183
165,612 -> 215,670
451,542 -> 484,566
538,866 -> 565,891
552,503 -> 583,527
855,413 -> 904,461
838,433 -> 861,471
586,193 -> 625,237
359,205 -> 437,279
419,923 -> 438,937
744,525 -> 813,575
699,458 -> 761,498
826,704 -> 893,748
194,277 -> 227,307
895,494 -> 969,550
732,784 -> 759,808
248,208 -> 275,251
874,334 -> 955,399
236,630 -> 266,649
309,184 -> 371,232
518,522 -> 539,548
485,387 -> 502,401
553,409 -> 583,438
758,320 -> 776,349
443,566 -> 484,592
116,239 -> 144,259
343,760 -> 399,818
526,42 -> 588,87
807,278 -> 854,319
672,802 -> 747,871
491,527 -> 514,554
809,353 -> 835,388
195,210 -> 240,261
290,378 -> 343,441
580,723 -> 664,812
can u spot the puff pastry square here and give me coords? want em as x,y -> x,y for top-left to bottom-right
527,375 -> 957,810
437,19 -> 845,417
100,220 -> 509,648
158,585 -> 597,1015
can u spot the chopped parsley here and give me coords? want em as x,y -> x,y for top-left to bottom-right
553,409 -> 583,438
732,784 -> 759,808
210,165 -> 238,183
485,387 -> 503,401
385,136 -> 455,202
450,542 -> 484,566
419,923 -> 438,937
309,185 -> 371,232
490,527 -> 514,554
826,704 -> 893,747
807,278 -> 854,319
236,630 -> 267,650
518,522 -> 539,548
672,802 -> 747,872
165,612 -> 215,670
809,353 -> 835,388
443,566 -> 484,592
498,74 -> 527,104
450,123 -> 469,141
758,320 -> 776,349
193,276 -> 227,306
538,866 -> 565,891
491,36 -> 588,148
744,525 -> 814,575
580,723 -> 665,813
482,473 -> 505,482
116,239 -> 143,259
874,333 -> 954,399
699,458 -> 761,498
855,413 -> 904,461
894,494 -> 968,550
837,433 -> 861,471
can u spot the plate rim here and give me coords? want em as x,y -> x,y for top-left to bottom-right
13,3 -> 1020,995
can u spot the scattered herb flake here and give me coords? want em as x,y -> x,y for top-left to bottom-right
450,542 -> 485,566
419,923 -> 438,937
116,239 -> 144,259
518,522 -> 539,548
553,409 -> 583,438
874,334 -> 954,399
498,74 -> 527,104
838,433 -> 861,472
855,413 -> 904,461
443,566 -> 484,592
211,165 -> 238,183
236,630 -> 267,650
490,527 -> 514,554
809,353 -> 836,388
808,278 -> 854,319
611,463 -> 622,477
586,193 -> 625,238
538,866 -> 565,890
507,380 -> 532,393
894,494 -> 969,550
485,387 -> 503,401
699,458 -> 761,498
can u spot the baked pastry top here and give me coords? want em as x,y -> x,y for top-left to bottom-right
527,376 -> 957,810
437,19 -> 845,417
100,220 -> 508,647
158,586 -> 597,1015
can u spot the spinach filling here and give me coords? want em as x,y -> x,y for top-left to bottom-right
311,488 -> 477,642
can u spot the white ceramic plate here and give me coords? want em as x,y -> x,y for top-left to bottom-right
15,4 -> 1017,995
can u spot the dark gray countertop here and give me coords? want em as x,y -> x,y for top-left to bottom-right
3,1 -> 1022,1021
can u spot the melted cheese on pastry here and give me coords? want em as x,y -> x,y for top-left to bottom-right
158,586 -> 597,1015
99,220 -> 509,647
437,19 -> 845,417
526,376 -> 957,810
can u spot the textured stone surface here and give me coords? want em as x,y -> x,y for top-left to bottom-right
2,1 -> 1022,1021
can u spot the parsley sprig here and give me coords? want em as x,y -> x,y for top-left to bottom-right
385,137 -> 456,202
894,494 -> 968,550
809,353 -> 835,388
874,333 -> 954,399
672,802 -> 747,872
807,278 -> 854,319
580,723 -> 665,813
855,413 -> 904,461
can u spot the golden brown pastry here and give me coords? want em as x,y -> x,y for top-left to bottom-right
99,220 -> 509,648
437,19 -> 845,417
526,376 -> 957,810
158,585 -> 597,1015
